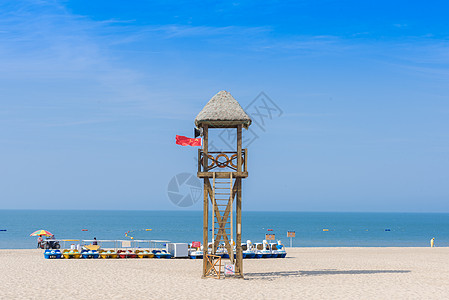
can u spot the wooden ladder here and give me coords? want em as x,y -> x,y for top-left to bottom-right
212,172 -> 234,264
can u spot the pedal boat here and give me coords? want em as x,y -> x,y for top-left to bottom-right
99,250 -> 118,259
62,249 -> 81,259
269,243 -> 281,258
152,249 -> 172,259
117,250 -> 137,258
135,249 -> 154,258
44,249 -> 62,259
189,249 -> 203,259
242,243 -> 256,259
254,243 -> 272,258
274,242 -> 287,258
81,250 -> 99,259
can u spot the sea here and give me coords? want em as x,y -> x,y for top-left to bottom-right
0,210 -> 448,249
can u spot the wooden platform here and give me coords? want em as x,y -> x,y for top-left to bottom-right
197,172 -> 248,178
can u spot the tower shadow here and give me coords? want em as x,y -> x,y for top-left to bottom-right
245,269 -> 411,280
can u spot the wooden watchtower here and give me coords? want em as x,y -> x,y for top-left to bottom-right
195,91 -> 251,278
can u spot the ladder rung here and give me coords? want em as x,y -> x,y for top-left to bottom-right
214,182 -> 231,184
214,187 -> 229,189
215,193 -> 229,195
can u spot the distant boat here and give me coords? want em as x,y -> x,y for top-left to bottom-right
242,241 -> 256,259
189,250 -> 203,259
188,244 -> 203,259
270,242 -> 286,258
152,249 -> 172,259
253,242 -> 272,258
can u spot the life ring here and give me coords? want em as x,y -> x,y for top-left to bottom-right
215,153 -> 229,168
229,154 -> 238,168
206,154 -> 215,168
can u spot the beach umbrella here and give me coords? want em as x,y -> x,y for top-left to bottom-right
30,230 -> 53,237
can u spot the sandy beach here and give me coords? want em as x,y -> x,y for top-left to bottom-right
0,247 -> 448,299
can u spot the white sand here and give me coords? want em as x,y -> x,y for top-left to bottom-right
0,247 -> 448,299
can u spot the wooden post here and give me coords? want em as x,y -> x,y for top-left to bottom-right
202,177 -> 209,278
229,172 -> 234,263
202,125 -> 209,278
212,172 -> 215,250
237,125 -> 242,172
203,125 -> 208,171
235,125 -> 243,277
198,148 -> 201,173
244,148 -> 247,173
236,178 -> 243,277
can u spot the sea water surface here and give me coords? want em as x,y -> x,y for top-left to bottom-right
0,210 -> 448,249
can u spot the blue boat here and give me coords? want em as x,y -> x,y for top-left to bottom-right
188,243 -> 203,259
152,250 -> 172,259
189,250 -> 203,259
44,249 -> 62,259
274,243 -> 287,258
244,250 -> 256,258
214,245 -> 227,258
242,242 -> 256,259
254,242 -> 272,258
277,250 -> 287,258
81,250 -> 99,259
269,243 -> 281,258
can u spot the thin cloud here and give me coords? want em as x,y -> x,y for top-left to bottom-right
0,1 -> 173,127
283,112 -> 336,117
393,23 -> 408,28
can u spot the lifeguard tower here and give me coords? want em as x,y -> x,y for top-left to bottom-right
195,91 -> 251,279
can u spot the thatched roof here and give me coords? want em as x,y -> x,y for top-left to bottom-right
195,91 -> 252,128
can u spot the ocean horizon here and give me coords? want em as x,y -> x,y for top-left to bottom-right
1,210 -> 448,249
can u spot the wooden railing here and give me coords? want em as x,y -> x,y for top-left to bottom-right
198,149 -> 247,173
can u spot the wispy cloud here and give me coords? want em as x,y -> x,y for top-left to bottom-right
144,24 -> 271,39
0,1 -> 174,128
283,112 -> 336,117
393,23 -> 408,28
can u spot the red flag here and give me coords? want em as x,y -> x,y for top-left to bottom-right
176,135 -> 202,147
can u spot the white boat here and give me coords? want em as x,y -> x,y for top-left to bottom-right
215,243 -> 228,258
242,240 -> 256,258
270,240 -> 286,258
254,241 -> 272,258
269,243 -> 280,258
189,249 -> 203,259
189,244 -> 203,259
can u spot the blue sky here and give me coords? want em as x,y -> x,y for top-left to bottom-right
1,0 -> 448,212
